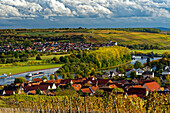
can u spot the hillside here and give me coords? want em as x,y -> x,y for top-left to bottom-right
0,29 -> 170,48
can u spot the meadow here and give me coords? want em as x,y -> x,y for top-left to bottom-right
0,54 -> 69,75
14,29 -> 170,47
0,64 -> 64,76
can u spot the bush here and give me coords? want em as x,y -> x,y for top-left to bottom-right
14,77 -> 27,83
50,74 -> 54,80
36,55 -> 42,60
130,71 -> 137,78
95,90 -> 104,96
20,57 -> 28,62
41,76 -> 47,80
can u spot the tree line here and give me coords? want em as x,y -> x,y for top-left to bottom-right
94,28 -> 161,33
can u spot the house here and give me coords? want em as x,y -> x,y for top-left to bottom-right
33,78 -> 42,83
136,68 -> 144,75
143,81 -> 160,92
126,68 -> 144,76
72,84 -> 82,91
126,69 -> 136,76
24,84 -> 51,92
0,90 -> 5,95
143,71 -> 154,79
143,66 -> 152,72
97,79 -> 113,87
27,90 -> 36,95
162,66 -> 170,75
4,90 -> 15,96
81,87 -> 93,95
127,85 -> 147,97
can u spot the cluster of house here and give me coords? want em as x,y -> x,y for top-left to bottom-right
0,41 -> 117,53
0,74 -> 169,97
99,66 -> 169,83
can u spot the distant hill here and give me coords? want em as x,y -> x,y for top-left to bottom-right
156,27 -> 170,31
0,29 -> 170,48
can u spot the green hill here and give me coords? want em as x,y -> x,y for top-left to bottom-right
0,28 -> 170,48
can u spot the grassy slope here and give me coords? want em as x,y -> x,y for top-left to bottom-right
131,49 -> 170,54
17,29 -> 170,47
0,64 -> 64,75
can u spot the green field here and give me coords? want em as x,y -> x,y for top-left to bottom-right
131,49 -> 170,54
0,54 -> 69,75
3,29 -> 166,47
0,63 -> 64,76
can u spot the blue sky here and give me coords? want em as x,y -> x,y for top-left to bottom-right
0,0 -> 170,29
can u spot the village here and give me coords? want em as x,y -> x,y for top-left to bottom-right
0,41 -> 117,53
0,63 -> 169,98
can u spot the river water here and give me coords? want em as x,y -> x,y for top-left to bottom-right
0,68 -> 62,85
0,56 -> 162,85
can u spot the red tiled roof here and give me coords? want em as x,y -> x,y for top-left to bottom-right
72,84 -> 82,91
98,79 -> 113,85
128,94 -> 138,98
24,84 -> 49,91
81,88 -> 93,94
71,79 -> 82,84
5,90 -> 14,95
28,90 -> 36,95
33,78 -> 42,82
144,81 -> 160,91
132,85 -> 143,88
91,86 -> 98,92
109,84 -> 117,89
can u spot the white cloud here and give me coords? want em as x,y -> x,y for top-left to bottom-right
0,0 -> 169,20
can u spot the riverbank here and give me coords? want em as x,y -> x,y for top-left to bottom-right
0,64 -> 64,76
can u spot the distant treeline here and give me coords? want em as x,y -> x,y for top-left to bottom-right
94,28 -> 161,33
0,28 -> 161,33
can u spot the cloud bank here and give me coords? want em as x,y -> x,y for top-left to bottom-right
0,0 -> 169,20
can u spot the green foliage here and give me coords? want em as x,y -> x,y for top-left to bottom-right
151,77 -> 161,85
36,88 -> 41,95
54,74 -> 58,80
127,64 -> 134,69
147,58 -> 151,67
41,76 -> 47,80
36,54 -> 42,60
49,74 -> 54,80
163,51 -> 170,58
54,89 -> 78,96
95,28 -> 161,33
95,90 -> 104,96
112,88 -> 124,93
14,77 -> 27,83
58,46 -> 131,78
23,39 -> 32,47
134,61 -> 142,69
130,71 -> 137,78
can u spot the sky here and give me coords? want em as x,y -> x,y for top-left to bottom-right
0,0 -> 170,29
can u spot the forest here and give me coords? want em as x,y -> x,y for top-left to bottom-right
57,46 -> 131,78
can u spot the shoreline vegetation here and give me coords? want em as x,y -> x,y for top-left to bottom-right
131,49 -> 170,54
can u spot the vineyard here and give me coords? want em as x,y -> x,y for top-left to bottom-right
0,93 -> 169,113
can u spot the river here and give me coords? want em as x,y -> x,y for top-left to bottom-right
0,68 -> 62,85
0,56 -> 162,85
